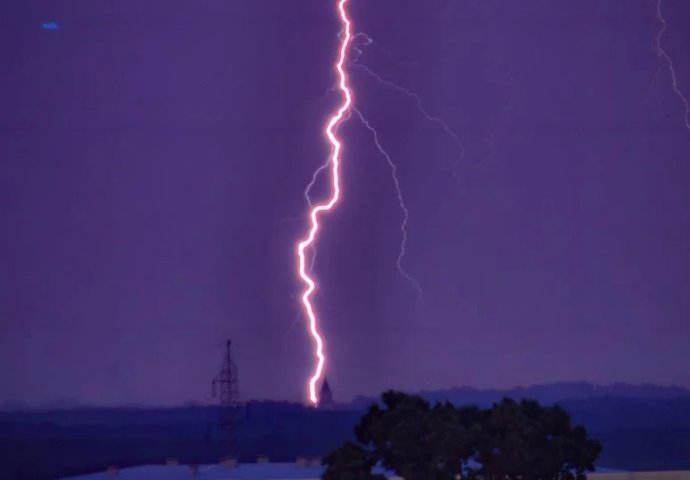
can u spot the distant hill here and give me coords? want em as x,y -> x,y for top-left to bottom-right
3,382 -> 688,412
350,382 -> 690,408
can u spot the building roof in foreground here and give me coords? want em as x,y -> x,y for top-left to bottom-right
62,463 -> 325,480
60,463 -> 643,480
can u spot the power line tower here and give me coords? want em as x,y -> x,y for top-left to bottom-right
212,339 -> 239,458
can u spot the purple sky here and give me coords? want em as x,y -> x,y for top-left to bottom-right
1,0 -> 689,406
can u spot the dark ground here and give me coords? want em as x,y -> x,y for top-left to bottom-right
2,395 -> 690,480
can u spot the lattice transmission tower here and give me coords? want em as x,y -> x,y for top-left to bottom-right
212,339 -> 239,457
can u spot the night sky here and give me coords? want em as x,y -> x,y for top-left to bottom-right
1,0 -> 689,406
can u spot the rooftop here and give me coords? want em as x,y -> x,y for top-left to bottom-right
61,463 -> 327,480
60,463 -> 658,480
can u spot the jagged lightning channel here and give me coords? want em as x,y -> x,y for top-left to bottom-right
282,132 -> 331,343
351,33 -> 420,69
655,0 -> 690,130
350,60 -> 466,180
353,107 -> 423,299
295,0 -> 352,406
303,161 -> 329,273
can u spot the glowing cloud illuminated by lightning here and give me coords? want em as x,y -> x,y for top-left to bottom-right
295,0 -> 352,406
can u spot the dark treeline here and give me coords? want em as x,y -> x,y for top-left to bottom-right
0,402 -> 359,480
1,397 -> 690,479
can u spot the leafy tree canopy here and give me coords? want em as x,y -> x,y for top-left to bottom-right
323,392 -> 601,480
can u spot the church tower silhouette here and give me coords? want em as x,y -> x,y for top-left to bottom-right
319,377 -> 334,408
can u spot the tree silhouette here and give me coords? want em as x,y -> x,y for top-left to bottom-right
322,441 -> 385,480
476,398 -> 601,480
325,391 -> 480,480
322,392 -> 601,480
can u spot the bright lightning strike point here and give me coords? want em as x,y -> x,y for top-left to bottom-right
353,107 -> 423,299
296,0 -> 352,406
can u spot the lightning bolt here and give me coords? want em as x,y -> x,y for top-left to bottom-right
303,161 -> 329,272
350,60 -> 466,179
352,107 -> 423,299
296,0 -> 352,406
344,33 -> 468,299
654,0 -> 690,130
351,33 -> 420,69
